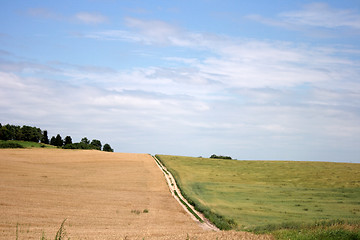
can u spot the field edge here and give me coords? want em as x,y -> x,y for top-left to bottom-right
155,154 -> 238,231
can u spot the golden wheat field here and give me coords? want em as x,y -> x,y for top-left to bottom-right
0,149 -> 271,240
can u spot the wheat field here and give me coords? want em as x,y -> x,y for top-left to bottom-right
0,149 -> 270,240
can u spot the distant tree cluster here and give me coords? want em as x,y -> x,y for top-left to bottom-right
0,123 -> 42,142
210,154 -> 232,160
0,123 -> 114,152
62,136 -> 113,152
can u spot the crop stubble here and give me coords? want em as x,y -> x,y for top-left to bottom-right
0,149 -> 269,240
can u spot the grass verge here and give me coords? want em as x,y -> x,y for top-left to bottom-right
153,155 -> 204,223
174,190 -> 204,223
0,140 -> 55,149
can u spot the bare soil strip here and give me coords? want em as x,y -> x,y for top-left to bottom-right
152,155 -> 219,231
0,149 -> 272,240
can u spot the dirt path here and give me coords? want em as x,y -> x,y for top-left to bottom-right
152,155 -> 219,231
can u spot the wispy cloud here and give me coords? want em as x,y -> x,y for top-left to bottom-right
85,17 -> 360,90
247,2 -> 360,36
281,3 -> 360,29
26,8 -> 108,25
82,29 -> 141,42
85,17 -> 219,48
77,17 -> 360,159
124,17 -> 186,46
75,12 -> 108,24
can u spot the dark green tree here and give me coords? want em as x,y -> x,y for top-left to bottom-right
1,124 -> 14,140
81,137 -> 90,145
103,143 -> 113,152
90,139 -> 102,150
41,130 -> 50,144
54,134 -> 63,147
20,125 -> 42,142
210,154 -> 232,160
50,136 -> 56,146
2,124 -> 18,140
9,125 -> 22,140
0,125 -> 11,140
20,125 -> 32,141
64,136 -> 72,146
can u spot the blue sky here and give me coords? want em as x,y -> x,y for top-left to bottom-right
1,0 -> 359,162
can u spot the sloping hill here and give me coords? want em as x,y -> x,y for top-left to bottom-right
0,149 -> 270,239
156,155 -> 360,238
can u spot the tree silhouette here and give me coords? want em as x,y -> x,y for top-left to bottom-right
103,143 -> 113,152
54,134 -> 63,147
64,136 -> 72,145
81,137 -> 90,145
41,130 -> 49,144
91,139 -> 102,150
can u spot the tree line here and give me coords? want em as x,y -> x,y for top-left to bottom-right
210,154 -> 232,160
0,123 -> 113,152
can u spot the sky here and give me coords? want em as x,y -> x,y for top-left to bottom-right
0,0 -> 359,162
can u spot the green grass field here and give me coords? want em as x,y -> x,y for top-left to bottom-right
0,140 -> 56,149
156,155 -> 360,234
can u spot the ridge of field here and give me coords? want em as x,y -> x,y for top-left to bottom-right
156,155 -> 360,232
0,149 -> 272,240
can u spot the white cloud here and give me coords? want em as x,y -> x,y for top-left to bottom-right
246,3 -> 360,37
86,17 -> 220,48
2,14 -> 360,161
70,17 -> 360,132
280,3 -> 360,29
124,17 -> 183,45
1,47 -> 359,161
123,17 -> 210,47
83,17 -> 360,91
0,72 -> 26,90
26,8 -> 108,25
82,29 -> 142,41
75,12 -> 108,24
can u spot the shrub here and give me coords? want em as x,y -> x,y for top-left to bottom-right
210,154 -> 232,160
103,143 -> 113,152
0,142 -> 24,148
63,142 -> 97,150
90,139 -> 102,150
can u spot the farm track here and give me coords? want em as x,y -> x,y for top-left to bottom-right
0,149 -> 272,240
152,155 -> 219,231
